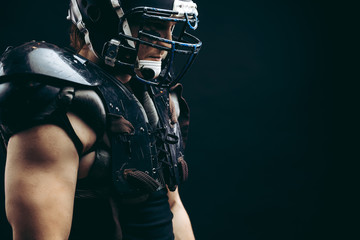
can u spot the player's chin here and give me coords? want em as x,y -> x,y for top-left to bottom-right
145,56 -> 162,61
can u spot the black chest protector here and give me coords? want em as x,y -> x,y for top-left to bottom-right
0,41 -> 188,196
98,73 -> 185,194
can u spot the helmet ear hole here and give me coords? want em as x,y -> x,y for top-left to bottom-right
87,6 -> 101,23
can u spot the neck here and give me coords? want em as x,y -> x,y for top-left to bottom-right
78,45 -> 132,84
115,73 -> 132,84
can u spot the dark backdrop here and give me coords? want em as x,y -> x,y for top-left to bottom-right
0,1 -> 358,239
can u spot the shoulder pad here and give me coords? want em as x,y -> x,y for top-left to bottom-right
0,41 -> 103,87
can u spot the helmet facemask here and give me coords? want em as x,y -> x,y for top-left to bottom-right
69,0 -> 202,87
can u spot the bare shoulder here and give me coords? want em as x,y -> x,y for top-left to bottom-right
7,124 -> 80,167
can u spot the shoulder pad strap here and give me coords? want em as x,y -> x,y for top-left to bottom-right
0,41 -> 103,87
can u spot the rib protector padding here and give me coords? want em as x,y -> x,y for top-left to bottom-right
178,156 -> 189,182
125,169 -> 161,193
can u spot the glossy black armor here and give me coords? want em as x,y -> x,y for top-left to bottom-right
0,41 -> 188,196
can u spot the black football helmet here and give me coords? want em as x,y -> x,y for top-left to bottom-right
67,0 -> 202,87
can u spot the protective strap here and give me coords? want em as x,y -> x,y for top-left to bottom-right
49,111 -> 84,156
124,169 -> 161,192
170,83 -> 190,147
178,156 -> 188,182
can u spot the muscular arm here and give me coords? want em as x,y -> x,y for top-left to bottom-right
168,188 -> 195,240
5,113 -> 96,240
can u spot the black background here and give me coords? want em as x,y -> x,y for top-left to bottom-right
0,1 -> 358,239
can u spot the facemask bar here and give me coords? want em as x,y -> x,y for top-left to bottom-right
135,29 -> 200,87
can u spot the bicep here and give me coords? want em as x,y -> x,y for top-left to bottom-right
5,124 -> 81,239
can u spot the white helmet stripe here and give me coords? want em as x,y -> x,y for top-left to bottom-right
67,0 -> 99,57
110,0 -> 124,18
110,0 -> 135,48
172,0 -> 198,17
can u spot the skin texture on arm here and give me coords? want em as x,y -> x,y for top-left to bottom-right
168,188 -> 195,240
5,113 -> 96,240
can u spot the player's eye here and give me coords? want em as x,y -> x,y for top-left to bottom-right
142,28 -> 161,38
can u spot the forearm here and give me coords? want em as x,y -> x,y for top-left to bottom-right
171,201 -> 195,240
168,188 -> 195,240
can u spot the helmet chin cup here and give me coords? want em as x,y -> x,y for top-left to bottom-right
135,60 -> 162,80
